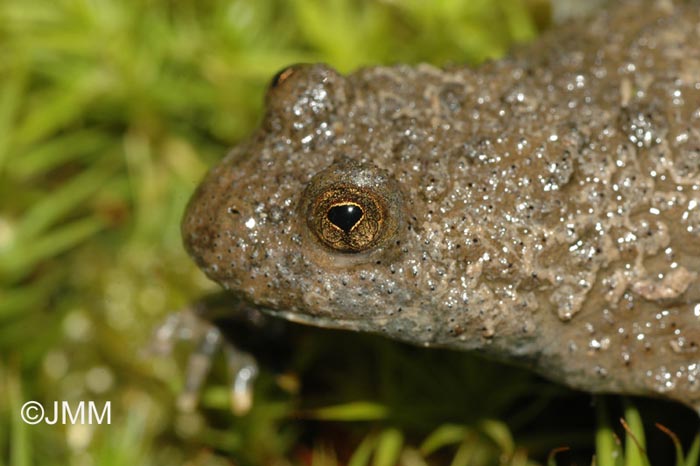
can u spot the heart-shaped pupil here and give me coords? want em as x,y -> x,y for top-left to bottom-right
327,204 -> 363,233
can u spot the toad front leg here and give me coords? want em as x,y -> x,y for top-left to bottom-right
149,294 -> 290,415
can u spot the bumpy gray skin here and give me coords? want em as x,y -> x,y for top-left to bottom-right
183,0 -> 700,412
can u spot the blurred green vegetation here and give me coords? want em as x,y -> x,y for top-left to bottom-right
0,0 -> 698,465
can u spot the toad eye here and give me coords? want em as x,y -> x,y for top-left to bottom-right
302,160 -> 404,254
308,186 -> 385,253
268,64 -> 302,90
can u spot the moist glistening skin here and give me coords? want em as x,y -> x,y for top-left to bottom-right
182,0 -> 700,412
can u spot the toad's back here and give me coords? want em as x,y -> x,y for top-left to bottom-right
182,0 -> 700,412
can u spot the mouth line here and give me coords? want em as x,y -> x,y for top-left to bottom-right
262,308 -> 361,330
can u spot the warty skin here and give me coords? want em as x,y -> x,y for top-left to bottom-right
182,0 -> 700,412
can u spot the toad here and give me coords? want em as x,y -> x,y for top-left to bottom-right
180,0 -> 700,413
